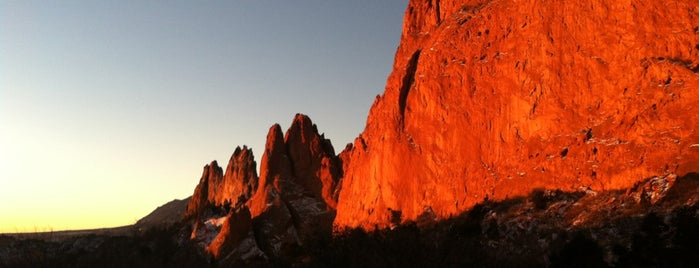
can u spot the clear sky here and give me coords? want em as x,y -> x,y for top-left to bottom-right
0,1 -> 407,232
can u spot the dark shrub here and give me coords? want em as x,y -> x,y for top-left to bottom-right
550,232 -> 607,268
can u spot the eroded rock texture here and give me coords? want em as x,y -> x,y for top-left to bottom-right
248,114 -> 341,258
206,207 -> 266,266
184,146 -> 258,219
335,0 -> 699,229
185,0 -> 699,261
186,114 -> 342,261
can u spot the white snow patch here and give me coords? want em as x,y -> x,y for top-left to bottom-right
205,216 -> 228,228
192,215 -> 228,247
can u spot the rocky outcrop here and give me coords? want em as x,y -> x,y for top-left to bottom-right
184,146 -> 258,219
626,174 -> 678,205
247,123 -> 300,257
285,114 -> 343,209
309,174 -> 699,267
8,1 -> 699,266
186,114 -> 342,260
212,146 -> 258,207
184,161 -> 223,219
206,207 -> 266,266
182,0 -> 699,261
248,114 -> 341,257
335,0 -> 699,229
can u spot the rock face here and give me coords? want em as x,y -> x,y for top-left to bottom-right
9,1 -> 699,266
215,146 -> 258,206
184,161 -> 222,219
184,146 -> 258,219
206,207 -> 266,266
182,0 -> 699,261
248,114 -> 341,257
185,114 -> 342,261
334,0 -> 699,229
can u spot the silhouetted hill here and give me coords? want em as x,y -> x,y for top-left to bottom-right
136,197 -> 191,231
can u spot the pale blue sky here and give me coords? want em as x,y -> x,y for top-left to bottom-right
0,1 -> 407,232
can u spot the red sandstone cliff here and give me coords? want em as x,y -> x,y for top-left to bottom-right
184,146 -> 257,219
183,0 -> 699,260
247,114 -> 341,256
334,0 -> 699,229
185,114 -> 341,261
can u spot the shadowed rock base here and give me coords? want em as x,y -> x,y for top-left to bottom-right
184,114 -> 341,264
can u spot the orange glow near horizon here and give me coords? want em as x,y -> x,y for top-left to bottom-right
0,123 -> 195,233
0,1 -> 406,233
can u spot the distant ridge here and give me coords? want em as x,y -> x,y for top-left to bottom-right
136,197 -> 191,230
